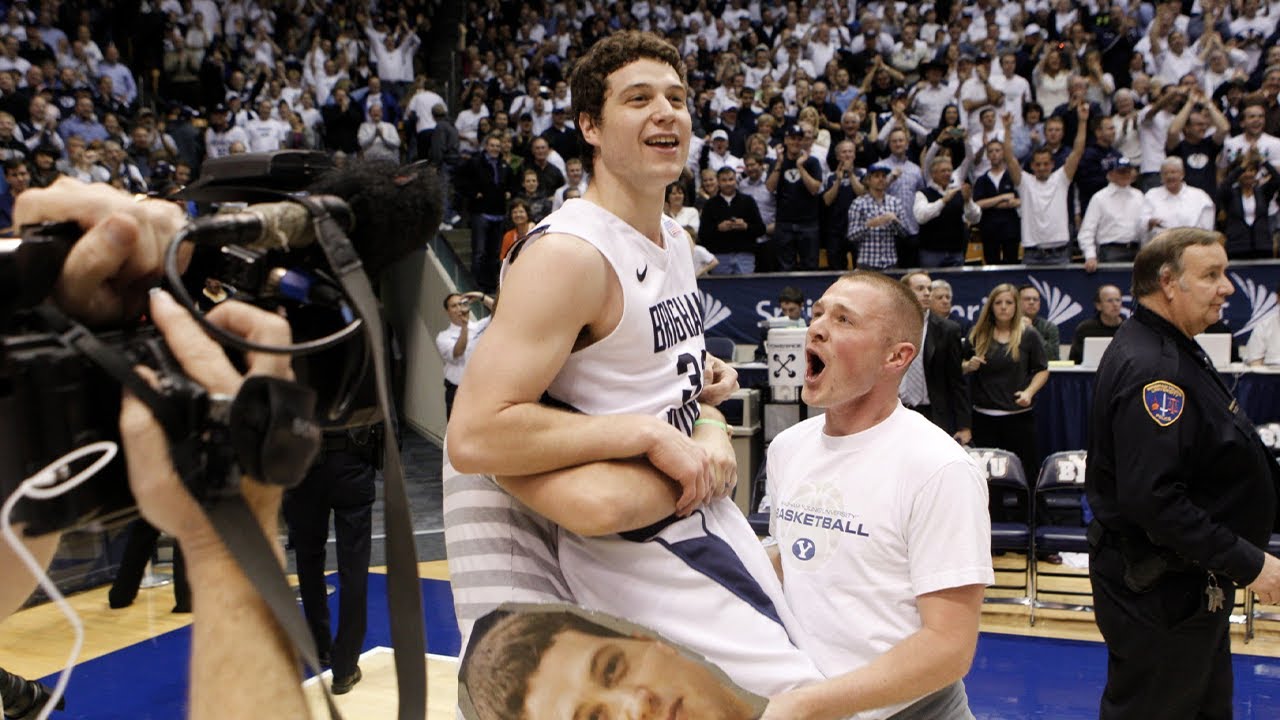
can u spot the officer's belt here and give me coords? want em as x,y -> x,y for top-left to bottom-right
1087,519 -> 1196,572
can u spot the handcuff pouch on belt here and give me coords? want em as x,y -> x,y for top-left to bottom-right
1088,520 -> 1194,593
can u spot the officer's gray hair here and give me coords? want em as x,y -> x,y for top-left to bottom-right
1132,228 -> 1225,298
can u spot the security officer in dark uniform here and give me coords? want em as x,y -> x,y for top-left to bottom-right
282,426 -> 381,695
1086,228 -> 1280,719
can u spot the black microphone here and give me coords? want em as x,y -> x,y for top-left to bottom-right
186,158 -> 445,277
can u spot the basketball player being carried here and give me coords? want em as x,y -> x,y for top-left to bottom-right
443,30 -> 826,714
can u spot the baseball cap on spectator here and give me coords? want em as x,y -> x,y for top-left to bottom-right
1024,23 -> 1042,36
211,103 -> 228,113
551,106 -> 565,114
519,112 -> 532,122
721,101 -> 739,113
755,44 -> 770,53
784,124 -> 805,137
711,129 -> 729,141
1102,156 -> 1134,172
920,59 -> 947,74
866,162 -> 893,175
786,36 -> 801,47
958,54 -> 976,65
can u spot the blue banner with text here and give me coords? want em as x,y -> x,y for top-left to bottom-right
698,262 -> 1280,346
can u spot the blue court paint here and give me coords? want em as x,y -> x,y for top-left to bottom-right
35,580 -> 1280,718
966,632 -> 1280,719
37,577 -> 458,719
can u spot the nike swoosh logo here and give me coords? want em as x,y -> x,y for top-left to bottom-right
636,265 -> 648,282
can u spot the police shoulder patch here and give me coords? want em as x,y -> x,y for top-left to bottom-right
1143,380 -> 1186,427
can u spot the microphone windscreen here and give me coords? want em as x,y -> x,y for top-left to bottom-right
306,159 -> 445,275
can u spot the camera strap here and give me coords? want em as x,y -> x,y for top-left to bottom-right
295,195 -> 428,719
191,194 -> 427,719
176,187 -> 427,717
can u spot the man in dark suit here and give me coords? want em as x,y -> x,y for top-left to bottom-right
698,166 -> 766,274
456,131 -> 515,293
900,271 -> 972,444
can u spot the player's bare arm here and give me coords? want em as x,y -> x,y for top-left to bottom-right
448,232 -> 719,511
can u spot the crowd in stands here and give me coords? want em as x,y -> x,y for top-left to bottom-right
2,0 -> 1276,291
454,0 -> 1280,290
0,0 -> 452,234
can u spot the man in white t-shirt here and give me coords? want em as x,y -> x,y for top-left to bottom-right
762,271 -> 993,720
1001,103 -> 1088,264
434,291 -> 494,418
242,98 -> 287,153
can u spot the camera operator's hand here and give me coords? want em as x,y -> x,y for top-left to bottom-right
119,290 -> 294,548
118,290 -> 308,719
15,178 -> 188,326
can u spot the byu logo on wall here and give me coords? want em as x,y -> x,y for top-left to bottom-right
700,291 -> 732,331
1232,272 -> 1276,337
1029,276 -> 1082,327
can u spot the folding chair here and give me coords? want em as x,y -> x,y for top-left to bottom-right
967,448 -> 1033,613
1031,451 -> 1092,624
705,335 -> 736,361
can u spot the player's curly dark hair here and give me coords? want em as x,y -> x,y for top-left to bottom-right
570,31 -> 686,177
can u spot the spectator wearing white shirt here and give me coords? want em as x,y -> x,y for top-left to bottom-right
368,22 -> 420,94
1002,104 -> 1089,264
551,157 -> 589,212
889,22 -> 931,77
1113,89 -> 1144,167
1079,157 -> 1147,271
967,107 -> 1006,178
435,291 -> 494,418
357,103 -> 400,162
203,105 -> 249,160
1152,31 -> 1201,85
989,53 -> 1033,128
848,15 -> 896,56
1221,101 -> 1280,171
1229,0 -> 1275,70
406,80 -> 447,159
911,61 -> 956,132
455,89 -> 489,156
744,46 -> 773,91
242,98 -> 287,153
1138,87 -> 1184,188
1141,157 -> 1216,241
960,57 -> 1004,129
704,129 -> 743,174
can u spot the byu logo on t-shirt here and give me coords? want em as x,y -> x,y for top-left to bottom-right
792,538 -> 817,561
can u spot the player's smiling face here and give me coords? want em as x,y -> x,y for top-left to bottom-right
581,58 -> 691,186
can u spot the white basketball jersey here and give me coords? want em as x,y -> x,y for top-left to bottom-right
447,199 -> 823,695
505,198 -> 707,430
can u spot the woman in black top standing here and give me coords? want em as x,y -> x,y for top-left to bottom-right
966,283 -> 1051,489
